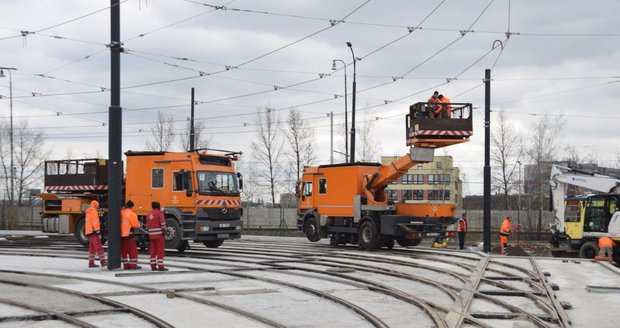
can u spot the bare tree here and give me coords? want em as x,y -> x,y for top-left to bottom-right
146,112 -> 175,151
357,112 -> 379,162
491,110 -> 523,210
235,158 -> 259,204
252,107 -> 283,206
0,119 -> 49,228
526,112 -> 565,236
180,120 -> 210,151
284,107 -> 316,194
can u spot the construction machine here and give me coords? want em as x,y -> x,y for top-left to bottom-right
297,102 -> 473,250
549,164 -> 620,259
40,149 -> 244,251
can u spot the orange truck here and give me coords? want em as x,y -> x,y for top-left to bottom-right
40,149 -> 243,251
297,102 -> 473,250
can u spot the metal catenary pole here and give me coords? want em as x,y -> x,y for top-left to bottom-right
483,69 -> 492,253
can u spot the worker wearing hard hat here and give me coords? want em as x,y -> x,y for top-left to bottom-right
85,200 -> 107,268
499,216 -> 512,255
425,91 -> 440,118
121,200 -> 142,270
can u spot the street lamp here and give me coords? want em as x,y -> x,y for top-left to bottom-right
346,42 -> 358,163
0,66 -> 16,210
517,160 -> 522,241
332,59 -> 348,162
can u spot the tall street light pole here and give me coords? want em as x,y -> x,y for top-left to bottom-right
517,160 -> 522,242
0,66 -> 17,210
346,42 -> 357,163
332,59 -> 347,162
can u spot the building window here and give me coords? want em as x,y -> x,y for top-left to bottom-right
428,190 -> 450,200
443,174 -> 451,185
428,174 -> 436,185
417,164 -> 423,169
413,190 -> 424,200
319,178 -> 327,194
413,174 -> 424,185
387,190 -> 398,202
401,174 -> 413,184
152,168 -> 164,188
402,190 -> 413,200
436,162 -> 442,169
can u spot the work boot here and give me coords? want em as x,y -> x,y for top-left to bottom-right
151,266 -> 157,271
158,267 -> 169,272
100,259 -> 108,267
89,263 -> 99,268
128,265 -> 142,270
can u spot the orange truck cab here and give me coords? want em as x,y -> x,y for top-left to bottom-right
41,149 -> 243,251
297,102 -> 472,250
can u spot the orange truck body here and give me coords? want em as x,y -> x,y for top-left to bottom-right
297,102 -> 473,250
41,150 -> 243,250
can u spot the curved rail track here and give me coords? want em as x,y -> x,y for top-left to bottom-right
1,235 -> 616,327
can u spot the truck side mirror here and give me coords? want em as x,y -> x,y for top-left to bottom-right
237,172 -> 243,190
185,171 -> 193,197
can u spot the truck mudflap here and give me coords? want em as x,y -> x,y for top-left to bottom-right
380,215 -> 456,239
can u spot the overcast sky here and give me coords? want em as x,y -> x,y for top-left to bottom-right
1,0 -> 619,196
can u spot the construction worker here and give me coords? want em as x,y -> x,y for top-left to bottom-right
500,216 -> 512,255
436,94 -> 452,118
146,201 -> 168,271
85,200 -> 107,268
457,213 -> 467,250
597,236 -> 616,263
121,200 -> 141,270
425,91 -> 440,117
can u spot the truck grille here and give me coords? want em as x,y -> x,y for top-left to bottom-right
196,207 -> 241,221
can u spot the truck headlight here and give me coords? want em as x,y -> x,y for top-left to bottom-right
199,226 -> 210,232
235,226 -> 242,230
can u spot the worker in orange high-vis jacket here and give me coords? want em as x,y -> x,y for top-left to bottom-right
436,94 -> 452,118
499,216 -> 512,255
85,200 -> 107,268
426,91 -> 440,118
597,236 -> 617,263
121,200 -> 141,270
457,213 -> 468,250
146,201 -> 168,271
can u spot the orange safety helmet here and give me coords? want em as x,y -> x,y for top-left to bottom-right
90,200 -> 100,209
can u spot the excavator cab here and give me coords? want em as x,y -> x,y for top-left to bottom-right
406,102 -> 473,148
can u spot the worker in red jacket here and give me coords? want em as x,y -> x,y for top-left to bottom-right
598,236 -> 617,263
457,213 -> 467,250
499,216 -> 512,255
146,201 -> 168,271
121,200 -> 141,270
85,200 -> 107,268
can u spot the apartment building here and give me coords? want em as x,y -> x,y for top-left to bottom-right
382,155 -> 462,205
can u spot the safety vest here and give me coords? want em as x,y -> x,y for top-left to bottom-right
84,207 -> 100,235
146,209 -> 166,240
121,208 -> 140,237
598,236 -> 616,248
500,219 -> 511,237
457,218 -> 467,233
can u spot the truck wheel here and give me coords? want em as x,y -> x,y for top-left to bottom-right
358,220 -> 381,250
203,240 -> 224,248
74,216 -> 89,247
579,241 -> 598,259
304,217 -> 321,242
396,238 -> 422,247
164,218 -> 183,251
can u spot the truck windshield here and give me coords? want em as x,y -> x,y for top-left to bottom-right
197,171 -> 239,195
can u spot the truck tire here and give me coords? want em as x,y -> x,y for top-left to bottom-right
203,240 -> 224,248
358,220 -> 381,250
164,218 -> 183,251
396,238 -> 422,248
74,216 -> 89,247
579,241 -> 598,259
304,217 -> 321,242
